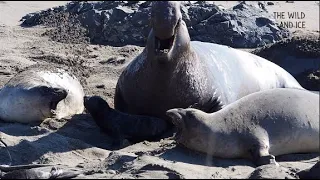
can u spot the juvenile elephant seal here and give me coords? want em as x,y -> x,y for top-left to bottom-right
84,96 -> 167,143
166,88 -> 319,166
0,64 -> 85,123
115,1 -> 304,120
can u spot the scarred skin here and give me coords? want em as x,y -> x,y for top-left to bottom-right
114,1 -> 304,121
166,88 -> 319,166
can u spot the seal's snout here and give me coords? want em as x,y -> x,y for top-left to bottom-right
166,108 -> 184,126
151,1 -> 182,57
84,96 -> 110,111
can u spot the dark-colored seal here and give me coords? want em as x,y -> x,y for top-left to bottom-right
0,64 -> 85,123
166,88 -> 319,166
114,1 -> 304,121
84,96 -> 167,143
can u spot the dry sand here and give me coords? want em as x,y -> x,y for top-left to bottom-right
0,1 -> 319,179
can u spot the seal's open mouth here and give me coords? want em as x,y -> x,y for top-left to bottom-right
154,35 -> 175,55
154,19 -> 181,56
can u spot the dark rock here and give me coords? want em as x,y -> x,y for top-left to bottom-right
20,1 -> 291,48
267,2 -> 274,5
96,85 -> 105,89
252,33 -> 320,91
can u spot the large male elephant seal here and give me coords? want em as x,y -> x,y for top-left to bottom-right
166,88 -> 319,166
114,1 -> 304,120
0,64 -> 85,123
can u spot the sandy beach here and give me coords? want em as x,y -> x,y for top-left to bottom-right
0,1 -> 319,179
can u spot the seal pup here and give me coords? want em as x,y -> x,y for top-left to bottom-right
115,1 -> 304,120
297,161 -> 320,179
166,88 -> 319,166
84,96 -> 167,143
0,64 -> 85,123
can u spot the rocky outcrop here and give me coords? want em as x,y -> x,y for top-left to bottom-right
20,1 -> 291,48
252,33 -> 320,91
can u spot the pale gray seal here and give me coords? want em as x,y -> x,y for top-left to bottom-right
166,88 -> 319,166
114,1 -> 304,120
0,64 -> 85,123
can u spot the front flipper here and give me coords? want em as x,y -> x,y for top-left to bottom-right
189,93 -> 224,113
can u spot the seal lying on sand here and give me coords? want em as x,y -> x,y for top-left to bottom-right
0,164 -> 80,179
166,88 -> 319,166
0,64 -> 84,123
114,1 -> 304,121
84,96 -> 167,143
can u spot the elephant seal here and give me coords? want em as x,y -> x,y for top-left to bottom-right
166,88 -> 319,166
115,1 -> 304,120
0,64 -> 85,123
84,96 -> 167,143
1,165 -> 80,179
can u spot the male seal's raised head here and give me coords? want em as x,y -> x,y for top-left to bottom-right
148,1 -> 190,64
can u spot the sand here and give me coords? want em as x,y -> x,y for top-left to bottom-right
0,1 -> 319,179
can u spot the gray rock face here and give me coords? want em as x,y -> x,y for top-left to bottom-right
20,1 -> 291,48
